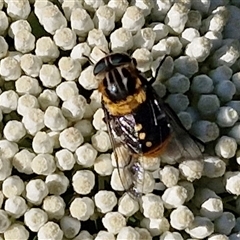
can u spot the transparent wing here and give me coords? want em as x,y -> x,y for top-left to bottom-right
102,105 -> 145,198
150,88 -> 204,163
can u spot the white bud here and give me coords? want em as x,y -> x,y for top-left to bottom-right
43,195 -> 65,220
12,149 -> 35,175
56,81 -> 79,102
200,198 -> 223,220
71,8 -> 94,37
8,19 -> 31,38
118,193 -> 139,217
211,39 -> 240,67
191,120 -> 219,143
0,56 -> 21,81
38,90 -> 60,111
0,140 -> 18,159
165,3 -> 189,34
0,12 -> 9,36
94,153 -> 113,176
91,130 -> 111,152
132,28 -> 156,50
0,36 -> 8,58
102,212 -> 126,234
205,30 -> 223,51
165,93 -> 189,113
55,149 -> 76,171
24,208 -> 48,232
201,6 -> 228,33
70,197 -> 94,221
228,122 -> 240,144
167,36 -> 183,57
185,37 -> 212,62
95,231 -> 115,240
0,90 -> 18,113
58,57 -> 81,81
44,106 -> 67,131
3,120 -> 26,142
122,6 -> 144,33
215,136 -> 237,159
38,222 -> 63,240
14,29 -> 35,53
4,223 -> 29,240
72,170 -> 95,195
181,27 -> 200,46
75,143 -> 97,168
22,108 -> 45,135
215,80 -> 236,102
2,175 -> 24,198
140,217 -> 170,237
152,39 -> 171,59
117,227 -> 140,240
26,179 -> 49,205
35,37 -> 60,62
135,227 -> 151,240
39,5 -> 67,35
214,212 -> 236,235
225,172 -> 240,195
186,216 -> 214,239
179,159 -> 203,182
62,0 -> 82,20
62,95 -> 87,121
94,190 -> 117,214
170,206 -> 194,230
178,181 -> 195,202
142,193 -> 164,219
132,48 -> 152,72
60,216 -> 81,239
5,196 -> 27,218
166,73 -> 190,93
162,231 -> 184,240
53,27 -> 76,51
209,65 -> 233,84
108,0 -> 128,21
7,0 -> 30,20
79,65 -> 98,90
70,42 -> 91,65
174,56 -> 198,77
16,76 -> 41,96
203,156 -> 226,178
110,27 -> 133,52
39,64 -> 61,88
162,186 -> 188,209
59,127 -> 83,152
149,22 -> 169,42
17,94 -> 39,116
93,5 -> 115,36
45,173 -> 69,195
159,166 -> 179,188
191,74 -> 214,93
0,210 -> 11,233
92,108 -> 107,131
20,54 -> 42,77
31,153 -> 56,175
74,119 -> 94,138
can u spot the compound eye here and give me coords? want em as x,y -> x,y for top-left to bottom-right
110,53 -> 132,66
93,60 -> 106,75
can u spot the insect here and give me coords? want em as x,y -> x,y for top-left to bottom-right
93,52 -> 203,198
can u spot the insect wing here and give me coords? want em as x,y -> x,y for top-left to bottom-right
102,105 -> 145,198
150,87 -> 203,163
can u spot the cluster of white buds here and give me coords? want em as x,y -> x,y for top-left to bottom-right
0,0 -> 239,239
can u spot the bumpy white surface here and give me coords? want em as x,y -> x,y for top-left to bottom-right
0,0 -> 240,239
